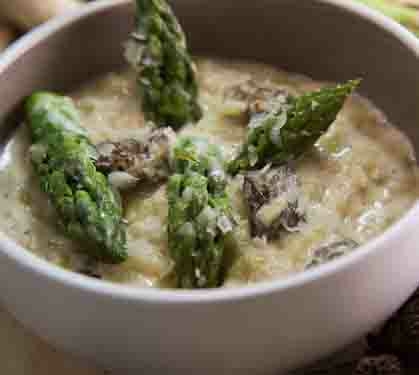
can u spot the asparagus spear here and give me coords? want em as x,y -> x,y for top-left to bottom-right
228,80 -> 360,175
125,0 -> 202,129
167,137 -> 234,288
172,136 -> 225,177
357,0 -> 419,36
26,92 -> 128,263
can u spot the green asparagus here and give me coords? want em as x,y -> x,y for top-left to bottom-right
168,136 -> 234,288
125,0 -> 202,128
228,80 -> 360,175
357,0 -> 419,36
26,92 -> 128,263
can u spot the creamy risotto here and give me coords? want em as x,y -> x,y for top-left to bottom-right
1,58 -> 418,288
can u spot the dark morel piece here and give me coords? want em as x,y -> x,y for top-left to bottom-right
168,136 -> 235,288
352,354 -> 402,375
228,80 -> 360,175
368,288 -> 419,361
78,268 -> 102,279
242,164 -> 304,240
125,0 -> 202,128
305,239 -> 359,269
96,127 -> 176,189
26,92 -> 128,264
222,79 -> 291,119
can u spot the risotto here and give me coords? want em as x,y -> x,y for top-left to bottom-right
1,58 -> 418,288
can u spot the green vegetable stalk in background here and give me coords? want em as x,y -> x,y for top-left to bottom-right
26,92 -> 128,264
228,80 -> 360,175
357,0 -> 419,36
125,0 -> 202,129
168,137 -> 235,288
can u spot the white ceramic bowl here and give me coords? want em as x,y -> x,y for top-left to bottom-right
0,0 -> 419,373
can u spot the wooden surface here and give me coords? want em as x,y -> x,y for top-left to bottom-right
0,307 -> 105,375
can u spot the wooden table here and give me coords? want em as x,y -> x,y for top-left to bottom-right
0,307 -> 105,375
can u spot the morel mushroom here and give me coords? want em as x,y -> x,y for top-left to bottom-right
96,127 -> 176,190
305,239 -> 359,269
368,288 -> 419,361
222,79 -> 291,119
352,354 -> 402,375
242,164 -> 304,240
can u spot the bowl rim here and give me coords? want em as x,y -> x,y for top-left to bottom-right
1,0 -> 419,304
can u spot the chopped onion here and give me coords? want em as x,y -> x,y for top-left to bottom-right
124,39 -> 144,69
209,169 -> 226,190
276,110 -> 288,127
217,215 -> 233,234
249,113 -> 265,129
96,142 -> 115,157
247,145 -> 258,167
209,169 -> 225,181
108,171 -> 139,190
197,206 -> 217,226
270,111 -> 287,146
177,222 -> 196,240
270,124 -> 282,146
182,187 -> 194,202
29,144 -> 47,164
130,31 -> 146,42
